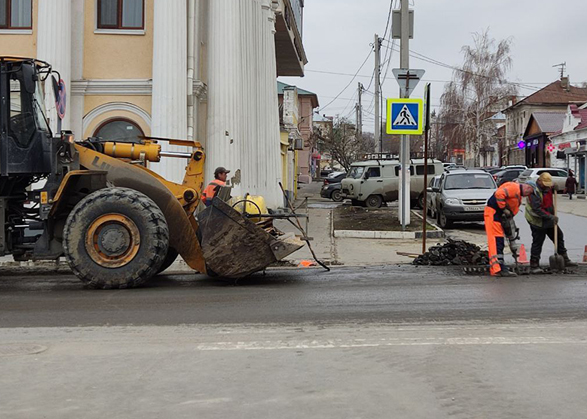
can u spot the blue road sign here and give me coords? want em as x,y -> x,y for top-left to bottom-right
386,98 -> 424,135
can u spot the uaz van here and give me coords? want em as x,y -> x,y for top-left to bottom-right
341,159 -> 444,208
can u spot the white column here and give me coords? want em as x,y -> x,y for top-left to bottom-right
37,0 -> 72,132
206,0 -> 282,208
70,0 -> 85,139
151,0 -> 188,183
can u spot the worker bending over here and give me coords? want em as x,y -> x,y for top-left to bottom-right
484,182 -> 533,277
525,173 -> 577,272
201,167 -> 230,207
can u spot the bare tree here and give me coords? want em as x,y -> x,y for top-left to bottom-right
439,29 -> 517,166
313,117 -> 375,171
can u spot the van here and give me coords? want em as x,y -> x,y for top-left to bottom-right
341,159 -> 444,208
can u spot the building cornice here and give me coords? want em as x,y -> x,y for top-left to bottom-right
72,79 -> 208,99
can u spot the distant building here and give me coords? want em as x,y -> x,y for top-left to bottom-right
278,82 -> 319,184
503,77 -> 587,166
550,103 -> 587,193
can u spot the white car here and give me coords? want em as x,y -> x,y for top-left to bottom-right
518,168 -> 568,191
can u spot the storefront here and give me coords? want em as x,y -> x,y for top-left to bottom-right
564,141 -> 587,193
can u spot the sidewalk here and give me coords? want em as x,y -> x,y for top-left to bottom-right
276,182 -> 442,267
557,194 -> 587,218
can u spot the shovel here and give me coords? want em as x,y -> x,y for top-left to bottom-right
549,191 -> 565,272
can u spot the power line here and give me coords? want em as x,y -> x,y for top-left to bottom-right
318,48 -> 374,113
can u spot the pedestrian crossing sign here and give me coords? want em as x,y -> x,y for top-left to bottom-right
386,98 -> 424,135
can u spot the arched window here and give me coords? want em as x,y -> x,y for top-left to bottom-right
94,118 -> 144,143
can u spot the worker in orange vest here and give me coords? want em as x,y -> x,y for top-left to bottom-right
201,167 -> 230,206
484,181 -> 534,277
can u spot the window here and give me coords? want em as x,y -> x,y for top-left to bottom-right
444,174 -> 495,190
98,0 -> 144,30
416,165 -> 436,175
394,166 -> 415,176
0,0 -> 32,29
94,118 -> 144,143
365,167 -> 380,178
348,166 -> 365,179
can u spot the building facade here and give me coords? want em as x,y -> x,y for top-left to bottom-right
503,78 -> 587,166
550,103 -> 587,193
0,0 -> 307,208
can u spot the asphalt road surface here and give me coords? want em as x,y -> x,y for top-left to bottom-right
2,266 -> 587,419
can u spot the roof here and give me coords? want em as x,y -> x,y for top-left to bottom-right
351,159 -> 442,166
445,169 -> 490,175
277,81 -> 315,96
529,112 -> 566,134
505,80 -> 587,112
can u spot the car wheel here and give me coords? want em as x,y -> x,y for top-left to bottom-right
365,195 -> 383,209
417,193 -> 425,209
437,210 -> 453,229
331,190 -> 343,202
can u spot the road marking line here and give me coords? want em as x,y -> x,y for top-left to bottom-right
193,336 -> 587,351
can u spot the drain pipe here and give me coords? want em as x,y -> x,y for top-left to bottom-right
187,0 -> 196,141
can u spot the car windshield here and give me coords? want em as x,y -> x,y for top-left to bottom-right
520,170 -> 532,177
444,174 -> 495,190
348,166 -> 365,179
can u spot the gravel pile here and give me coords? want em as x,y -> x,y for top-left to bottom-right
413,239 -> 489,266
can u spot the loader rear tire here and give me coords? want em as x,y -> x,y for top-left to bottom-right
63,187 -> 169,289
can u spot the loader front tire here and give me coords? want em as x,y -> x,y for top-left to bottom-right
63,187 -> 169,289
157,247 -> 179,274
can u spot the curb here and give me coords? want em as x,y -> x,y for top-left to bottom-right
333,210 -> 445,240
334,230 -> 444,239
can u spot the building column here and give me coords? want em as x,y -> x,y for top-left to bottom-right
206,0 -> 282,207
151,0 -> 188,183
37,0 -> 72,132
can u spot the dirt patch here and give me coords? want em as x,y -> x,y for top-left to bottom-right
333,205 -> 435,232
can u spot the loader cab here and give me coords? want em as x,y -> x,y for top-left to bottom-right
0,57 -> 53,176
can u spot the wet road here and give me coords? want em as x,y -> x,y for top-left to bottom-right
3,266 -> 587,419
443,206 -> 587,263
1,265 -> 587,328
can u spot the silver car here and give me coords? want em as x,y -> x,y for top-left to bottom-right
432,170 -> 497,229
518,168 -> 568,191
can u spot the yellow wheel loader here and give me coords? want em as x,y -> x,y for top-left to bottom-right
0,57 -> 303,288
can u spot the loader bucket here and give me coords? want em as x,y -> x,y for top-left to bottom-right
197,198 -> 304,278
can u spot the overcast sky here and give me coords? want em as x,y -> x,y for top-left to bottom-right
279,0 -> 587,133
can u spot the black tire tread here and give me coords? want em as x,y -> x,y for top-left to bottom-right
63,187 -> 169,289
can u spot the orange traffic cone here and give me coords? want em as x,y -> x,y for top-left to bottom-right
518,244 -> 529,264
583,245 -> 587,263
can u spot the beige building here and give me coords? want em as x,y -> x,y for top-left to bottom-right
0,0 -> 307,208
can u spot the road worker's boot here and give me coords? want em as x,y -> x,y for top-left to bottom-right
498,265 -> 517,277
562,254 -> 578,268
530,259 -> 542,274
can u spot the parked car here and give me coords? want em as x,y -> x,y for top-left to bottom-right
426,175 -> 442,218
320,182 -> 344,202
323,171 -> 347,185
341,159 -> 444,208
320,168 -> 333,177
493,168 -> 524,186
431,170 -> 497,229
485,167 -> 504,175
502,165 -> 527,170
518,168 -> 568,191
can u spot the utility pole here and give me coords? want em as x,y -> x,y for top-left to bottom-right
356,82 -> 363,142
374,34 -> 381,153
399,0 -> 410,228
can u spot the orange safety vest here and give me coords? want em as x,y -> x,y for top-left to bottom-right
493,182 -> 522,215
201,179 -> 226,206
